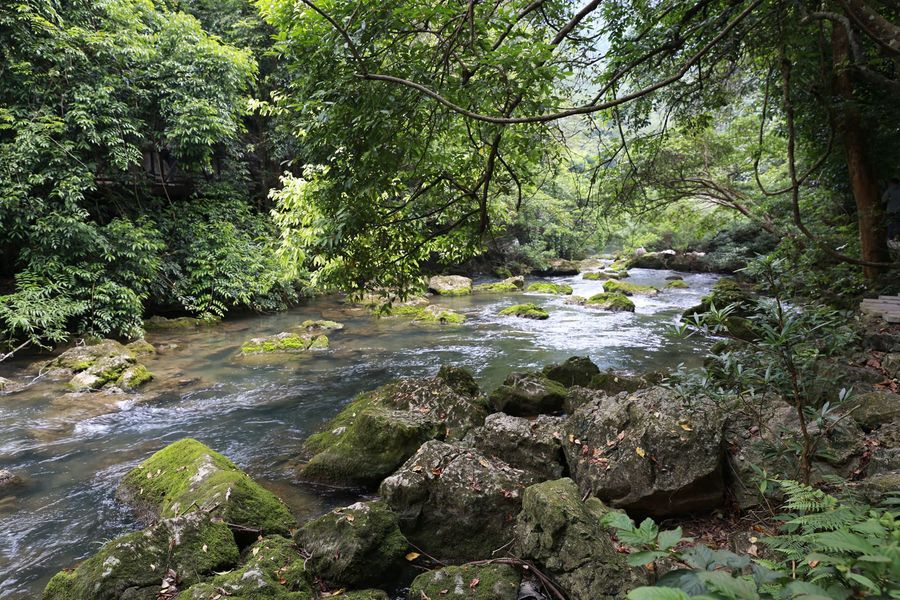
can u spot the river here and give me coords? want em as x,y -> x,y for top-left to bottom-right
0,268 -> 717,598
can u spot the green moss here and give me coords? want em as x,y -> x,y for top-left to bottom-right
306,334 -> 329,349
526,282 -> 573,295
120,438 -> 296,535
666,280 -> 689,289
499,303 -> 549,320
473,282 -> 520,293
581,272 -> 606,280
240,332 -> 327,355
125,339 -> 156,357
584,292 -> 635,312
296,500 -> 408,587
42,513 -> 239,600
175,535 -> 311,600
116,364 -> 153,389
414,305 -> 466,324
409,564 -> 521,600
602,280 -> 658,296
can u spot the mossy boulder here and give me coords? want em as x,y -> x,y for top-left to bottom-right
414,304 -> 466,324
175,535 -> 311,599
428,275 -> 473,296
473,276 -> 524,293
581,272 -> 606,281
852,391 -> 900,430
489,373 -> 568,416
542,356 -> 601,388
465,413 -> 566,481
602,280 -> 658,297
588,370 -> 659,395
526,282 -> 573,295
380,440 -> 535,561
498,304 -> 549,320
119,438 -> 296,535
240,332 -> 328,355
298,373 -> 487,487
296,500 -> 408,588
125,339 -> 156,358
513,478 -> 646,600
563,387 -> 726,517
42,512 -> 239,600
437,365 -> 482,398
300,319 -> 344,332
46,340 -> 154,392
666,280 -> 689,289
584,292 -> 635,312
409,564 -> 521,600
535,259 -> 580,276
683,278 -> 752,318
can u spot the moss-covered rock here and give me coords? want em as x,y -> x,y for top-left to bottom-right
298,375 -> 487,487
489,373 -> 568,416
296,500 -> 408,588
333,591 -> 390,600
588,370 -> 658,395
240,332 -> 328,355
581,272 -> 606,281
464,413 -> 566,481
119,438 -> 296,535
300,319 -> 344,332
602,280 -> 658,296
626,251 -> 712,273
144,315 -> 217,330
563,388 -> 726,517
414,304 -> 466,324
437,365 -> 482,398
473,276 -> 524,293
513,478 -> 646,600
46,340 -> 154,392
535,259 -> 580,276
42,513 -> 239,600
852,391 -> 900,430
584,292 -> 635,312
409,564 -> 521,600
526,282 -> 573,295
125,339 -> 156,358
542,356 -> 600,388
116,364 -> 154,390
175,535 -> 312,600
428,275 -> 473,296
498,304 -> 549,320
682,279 -> 755,339
666,280 -> 689,289
380,440 -> 534,561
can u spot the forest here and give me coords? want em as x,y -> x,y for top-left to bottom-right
0,1 -> 898,599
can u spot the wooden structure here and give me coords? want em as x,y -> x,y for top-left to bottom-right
860,296 -> 900,323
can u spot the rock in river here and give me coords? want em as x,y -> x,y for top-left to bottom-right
298,369 -> 487,487
43,339 -> 154,392
465,413 -> 566,481
489,372 -> 568,416
429,275 -> 473,296
409,563 -> 521,600
542,356 -> 601,388
563,387 -> 726,517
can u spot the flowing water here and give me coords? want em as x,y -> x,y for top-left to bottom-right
0,268 -> 718,598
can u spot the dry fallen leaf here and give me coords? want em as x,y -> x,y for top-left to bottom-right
469,577 -> 480,589
635,447 -> 646,458
405,551 -> 421,561
679,423 -> 693,431
252,547 -> 260,556
345,513 -> 355,522
202,544 -> 208,553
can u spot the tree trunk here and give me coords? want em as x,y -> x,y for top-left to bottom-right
832,22 -> 888,278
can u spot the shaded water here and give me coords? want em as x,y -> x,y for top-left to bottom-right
0,268 -> 717,598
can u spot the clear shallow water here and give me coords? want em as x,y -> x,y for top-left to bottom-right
0,268 -> 717,598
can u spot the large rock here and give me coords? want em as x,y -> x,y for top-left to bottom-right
465,413 -> 566,481
542,356 -> 600,388
429,275 -> 473,296
296,500 -> 408,588
489,373 -> 568,416
474,276 -> 525,293
513,478 -> 646,600
0,468 -> 23,491
563,387 -> 726,516
298,371 -> 487,487
43,513 -> 239,600
852,391 -> 900,430
43,339 -> 153,392
409,564 -> 521,600
535,259 -> 580,276
380,440 -> 534,561
119,438 -> 296,536
175,535 -> 311,599
626,251 -> 712,273
240,331 -> 328,355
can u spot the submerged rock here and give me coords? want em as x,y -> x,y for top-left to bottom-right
409,564 -> 521,600
300,319 -> 345,332
526,282 -> 573,295
563,387 -> 726,516
489,373 -> 568,416
429,275 -> 473,296
542,356 -> 600,388
296,500 -> 408,588
514,478 -> 646,600
43,512 -> 239,600
465,413 -> 566,481
0,469 -> 23,491
119,438 -> 296,535
175,535 -> 311,600
414,304 -> 466,324
144,315 -> 216,330
498,304 -> 549,320
240,331 -> 328,355
380,440 -> 534,561
298,371 -> 487,487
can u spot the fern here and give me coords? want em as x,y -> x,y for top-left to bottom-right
778,480 -> 836,513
